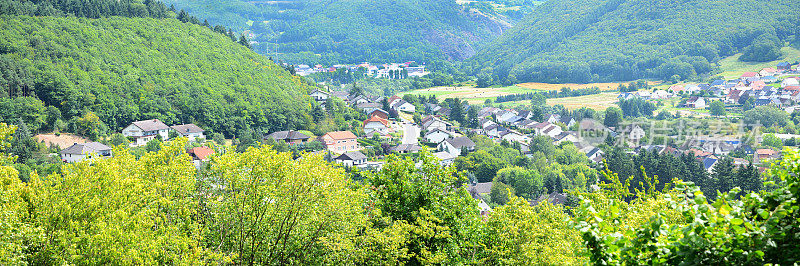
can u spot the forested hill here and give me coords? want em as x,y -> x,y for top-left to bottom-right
466,0 -> 800,84
0,15 -> 314,137
161,0 -> 510,65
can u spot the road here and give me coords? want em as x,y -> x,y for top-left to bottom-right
402,122 -> 420,145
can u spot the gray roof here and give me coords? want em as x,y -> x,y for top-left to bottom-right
132,119 -> 170,132
266,130 -> 310,141
391,144 -> 421,152
171,124 -> 204,134
336,151 -> 367,161
59,142 -> 112,155
445,137 -> 476,149
532,192 -> 568,206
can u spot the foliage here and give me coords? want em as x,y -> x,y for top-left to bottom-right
603,107 -> 622,127
0,15 -> 313,137
366,150 -> 483,264
762,133 -> 783,149
743,106 -> 788,128
494,87 -> 600,103
482,197 -> 587,265
31,138 -> 223,264
163,0 -> 506,65
468,0 -> 800,83
618,97 -> 655,118
709,100 -> 726,116
576,150 -> 800,264
204,145 -> 366,264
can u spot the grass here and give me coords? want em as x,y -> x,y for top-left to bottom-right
398,81 -> 630,105
717,46 -> 800,79
545,92 -> 620,111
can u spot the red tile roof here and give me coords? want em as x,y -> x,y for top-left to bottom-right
188,147 -> 215,160
324,131 -> 357,140
363,116 -> 389,127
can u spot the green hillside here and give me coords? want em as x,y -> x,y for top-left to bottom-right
467,0 -> 800,84
161,0 -> 510,65
0,15 -> 314,136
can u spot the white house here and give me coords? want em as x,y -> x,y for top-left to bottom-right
685,97 -> 706,109
59,142 -> 112,163
541,124 -> 564,138
309,89 -> 329,102
122,119 -> 171,146
421,116 -> 450,132
392,100 -> 416,113
335,151 -> 368,167
437,137 -> 476,156
781,77 -> 799,88
170,124 -> 205,141
500,130 -> 530,143
424,128 -> 453,144
363,116 -> 391,137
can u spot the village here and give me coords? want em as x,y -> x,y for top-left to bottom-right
49,60 -> 800,212
292,61 -> 429,78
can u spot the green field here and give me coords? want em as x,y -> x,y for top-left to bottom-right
717,46 -> 800,79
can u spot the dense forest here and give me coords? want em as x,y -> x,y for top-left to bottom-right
160,0 -> 509,65
0,12 -> 316,137
467,0 -> 800,84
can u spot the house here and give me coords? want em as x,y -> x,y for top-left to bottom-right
363,116 -> 391,137
424,128 -> 453,144
543,114 -> 561,124
391,100 -> 416,113
756,149 -> 780,162
531,122 -> 562,137
170,124 -> 205,141
59,142 -> 112,163
122,119 -> 171,146
618,92 -> 636,100
335,151 -> 368,167
438,137 -> 476,156
187,147 -> 214,162
578,119 -> 615,140
559,116 -> 576,127
760,68 -> 778,77
330,91 -> 350,101
369,109 -> 389,120
777,62 -> 792,71
760,75 -> 778,83
421,116 -> 451,132
531,192 -> 568,206
391,144 -> 421,154
741,72 -> 759,79
468,182 -> 493,201
309,89 -> 329,102
585,147 -> 604,163
321,131 -> 360,154
500,130 -> 530,143
781,77 -> 799,88
541,124 -> 564,138
497,110 -> 518,122
355,102 -> 382,113
434,151 -> 458,166
703,157 -> 718,173
265,130 -> 311,144
484,124 -> 506,138
553,131 -> 579,145
626,125 -> 646,144
685,97 -> 706,109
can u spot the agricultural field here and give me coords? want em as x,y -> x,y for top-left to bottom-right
398,81 -> 628,104
545,92 -> 620,110
717,46 -> 800,79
